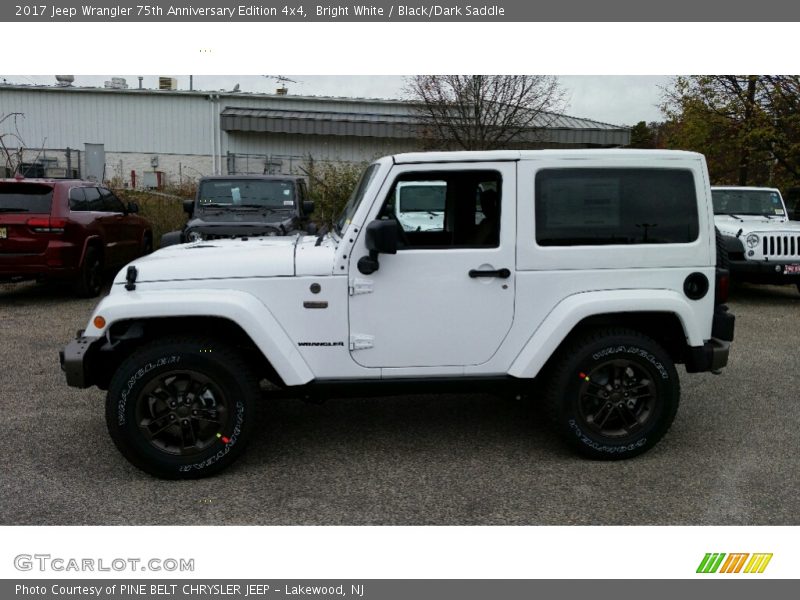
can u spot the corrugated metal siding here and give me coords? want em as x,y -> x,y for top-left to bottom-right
1,88 -> 214,154
0,86 -> 630,158
228,132 -> 420,163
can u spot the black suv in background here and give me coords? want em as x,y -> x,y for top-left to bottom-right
161,175 -> 315,247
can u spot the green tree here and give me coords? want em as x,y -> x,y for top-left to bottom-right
629,121 -> 656,148
301,159 -> 367,226
661,75 -> 800,187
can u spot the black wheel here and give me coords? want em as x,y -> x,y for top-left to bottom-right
73,246 -> 103,297
544,328 -> 680,460
106,336 -> 259,479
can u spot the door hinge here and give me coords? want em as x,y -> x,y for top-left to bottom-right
349,334 -> 374,351
349,278 -> 374,296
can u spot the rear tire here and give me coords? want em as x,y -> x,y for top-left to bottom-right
73,246 -> 103,297
715,226 -> 729,269
105,336 -> 259,479
142,232 -> 153,256
544,328 -> 680,460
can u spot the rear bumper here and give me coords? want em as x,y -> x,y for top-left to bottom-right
59,334 -> 103,388
685,306 -> 734,373
729,258 -> 800,284
685,339 -> 732,373
0,243 -> 80,281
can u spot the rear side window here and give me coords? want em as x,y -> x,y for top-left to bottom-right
69,187 -> 88,211
83,187 -> 103,211
535,168 -> 699,246
0,183 -> 54,213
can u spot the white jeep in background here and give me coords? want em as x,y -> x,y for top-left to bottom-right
393,180 -> 446,232
712,186 -> 800,294
61,149 -> 735,479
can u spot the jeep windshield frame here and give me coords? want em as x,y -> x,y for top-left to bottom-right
712,189 -> 787,217
197,179 -> 296,211
335,163 -> 380,236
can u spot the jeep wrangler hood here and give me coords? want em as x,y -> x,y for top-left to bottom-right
716,214 -> 800,237
188,211 -> 295,234
112,235 -> 336,285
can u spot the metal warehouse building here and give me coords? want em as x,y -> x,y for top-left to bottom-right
0,81 -> 630,187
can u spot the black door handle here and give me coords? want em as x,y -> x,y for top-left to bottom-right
469,268 -> 511,279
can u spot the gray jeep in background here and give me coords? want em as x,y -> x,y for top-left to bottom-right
161,175 -> 315,247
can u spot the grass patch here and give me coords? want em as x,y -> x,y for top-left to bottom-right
115,189 -> 189,249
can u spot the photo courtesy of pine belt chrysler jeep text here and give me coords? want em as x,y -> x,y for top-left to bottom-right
60,150 -> 736,479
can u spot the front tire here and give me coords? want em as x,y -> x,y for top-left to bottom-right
106,336 -> 259,479
545,328 -> 680,460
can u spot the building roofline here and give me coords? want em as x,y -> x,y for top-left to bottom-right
0,82 -> 411,105
0,82 -> 630,131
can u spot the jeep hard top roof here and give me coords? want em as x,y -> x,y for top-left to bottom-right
711,186 -> 782,193
391,149 -> 705,164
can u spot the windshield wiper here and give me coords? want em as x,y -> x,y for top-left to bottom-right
0,207 -> 28,212
236,204 -> 288,212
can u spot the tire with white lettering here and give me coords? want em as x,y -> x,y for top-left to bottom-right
105,336 -> 258,479
544,328 -> 679,460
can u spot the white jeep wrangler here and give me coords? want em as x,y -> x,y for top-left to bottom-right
61,150 -> 735,479
712,186 -> 800,294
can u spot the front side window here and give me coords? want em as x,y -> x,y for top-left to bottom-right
535,168 -> 699,246
379,170 -> 502,248
99,188 -> 125,213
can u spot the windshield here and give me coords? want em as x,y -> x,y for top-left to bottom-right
397,182 -> 446,212
712,189 -> 786,216
198,180 -> 295,209
335,163 -> 380,234
0,183 -> 54,213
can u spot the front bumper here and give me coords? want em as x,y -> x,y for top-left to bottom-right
59,334 -> 103,388
729,258 -> 800,285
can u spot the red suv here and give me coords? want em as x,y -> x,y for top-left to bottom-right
0,178 -> 152,296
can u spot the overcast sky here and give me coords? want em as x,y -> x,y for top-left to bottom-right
2,75 -> 671,126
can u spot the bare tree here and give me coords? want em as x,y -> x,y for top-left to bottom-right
0,112 -> 27,176
405,75 -> 567,150
0,112 -> 48,178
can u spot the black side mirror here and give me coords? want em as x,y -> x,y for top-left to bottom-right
183,200 -> 195,216
358,219 -> 398,275
365,219 -> 398,255
302,200 -> 315,215
127,201 -> 140,214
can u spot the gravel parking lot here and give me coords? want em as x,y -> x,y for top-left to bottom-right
1,280 -> 798,525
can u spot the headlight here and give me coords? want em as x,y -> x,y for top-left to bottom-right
186,231 -> 203,242
746,233 -> 759,248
